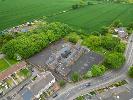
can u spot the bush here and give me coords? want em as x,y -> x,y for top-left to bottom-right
128,66 -> 133,78
71,72 -> 80,82
111,20 -> 123,28
72,4 -> 79,9
66,32 -> 80,44
58,80 -> 66,87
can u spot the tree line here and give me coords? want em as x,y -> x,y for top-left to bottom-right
2,22 -> 72,59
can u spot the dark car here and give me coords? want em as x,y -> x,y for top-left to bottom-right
85,83 -> 91,87
53,93 -> 58,98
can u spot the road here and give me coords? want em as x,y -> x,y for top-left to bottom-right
54,34 -> 133,100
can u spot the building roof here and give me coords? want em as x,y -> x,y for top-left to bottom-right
0,61 -> 26,81
28,71 -> 55,97
56,64 -> 71,77
115,27 -> 128,38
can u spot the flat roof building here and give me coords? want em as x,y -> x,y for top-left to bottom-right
27,71 -> 55,98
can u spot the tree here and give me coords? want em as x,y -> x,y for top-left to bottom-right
101,35 -> 120,51
82,35 -> 101,49
104,52 -> 125,69
84,71 -> 92,79
66,32 -> 80,44
2,22 -> 72,59
76,96 -> 85,100
59,80 -> 66,87
115,42 -> 126,53
128,66 -> 133,78
91,65 -> 106,77
71,72 -> 80,82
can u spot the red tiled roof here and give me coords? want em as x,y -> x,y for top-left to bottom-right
0,61 -> 27,81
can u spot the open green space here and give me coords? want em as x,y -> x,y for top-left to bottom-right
0,0 -> 79,31
48,3 -> 133,32
0,57 -> 17,72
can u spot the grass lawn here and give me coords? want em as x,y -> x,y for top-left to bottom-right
0,58 -> 17,72
19,68 -> 31,78
0,59 -> 10,72
5,57 -> 17,65
0,0 -> 80,31
48,3 -> 133,33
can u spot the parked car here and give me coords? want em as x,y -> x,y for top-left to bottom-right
53,93 -> 58,98
85,83 -> 91,87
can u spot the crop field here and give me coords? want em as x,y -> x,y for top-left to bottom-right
48,3 -> 133,32
0,0 -> 79,31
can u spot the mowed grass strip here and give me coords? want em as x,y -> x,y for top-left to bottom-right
48,3 -> 133,32
0,0 -> 80,31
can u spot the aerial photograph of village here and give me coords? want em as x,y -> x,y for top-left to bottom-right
0,0 -> 133,100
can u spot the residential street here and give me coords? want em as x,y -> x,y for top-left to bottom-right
53,34 -> 133,100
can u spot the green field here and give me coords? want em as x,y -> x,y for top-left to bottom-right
0,0 -> 79,31
48,3 -> 133,32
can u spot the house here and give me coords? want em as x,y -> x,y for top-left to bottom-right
114,27 -> 128,39
27,71 -> 55,98
0,61 -> 27,81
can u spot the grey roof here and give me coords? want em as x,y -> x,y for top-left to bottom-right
61,49 -> 71,58
56,64 -> 71,77
29,71 -> 55,96
68,51 -> 104,79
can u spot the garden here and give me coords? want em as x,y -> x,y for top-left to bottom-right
0,57 -> 17,72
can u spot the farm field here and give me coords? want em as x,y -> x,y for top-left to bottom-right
0,0 -> 79,31
48,3 -> 133,32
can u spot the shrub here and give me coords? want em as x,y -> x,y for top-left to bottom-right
72,4 -> 79,9
71,72 -> 80,82
128,66 -> 133,78
58,80 -> 66,87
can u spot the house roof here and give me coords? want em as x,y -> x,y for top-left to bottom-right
115,27 -> 128,38
0,61 -> 26,81
28,71 -> 55,96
